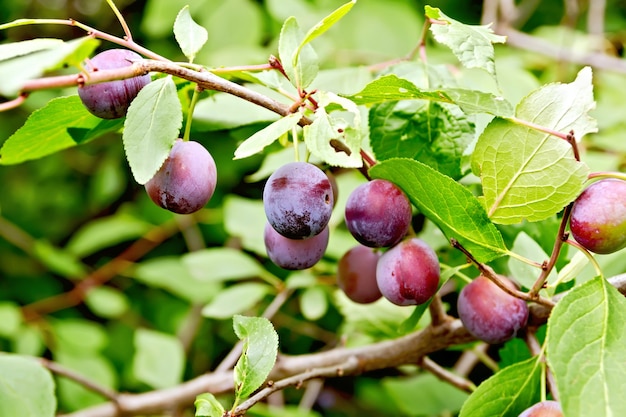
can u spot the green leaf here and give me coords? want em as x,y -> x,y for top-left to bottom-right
52,319 -> 108,353
201,283 -> 271,319
0,354 -> 56,417
425,6 -> 505,77
0,96 -> 123,165
183,248 -> 266,282
123,76 -> 182,184
133,328 -> 185,389
0,36 -> 99,96
195,393 -> 225,417
174,5 -> 208,62
33,239 -> 87,279
223,196 -> 267,256
370,158 -> 507,263
300,286 -> 328,320
346,74 -> 453,105
233,315 -> 279,401
471,118 -> 589,224
547,276 -> 626,417
0,38 -> 62,61
278,17 -> 318,90
459,356 -> 542,417
0,302 -> 22,338
508,232 -> 556,290
84,287 -> 130,319
445,88 -> 514,117
296,0 -> 356,60
234,112 -> 302,159
369,99 -> 474,179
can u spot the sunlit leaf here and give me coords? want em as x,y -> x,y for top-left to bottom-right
234,112 -> 302,159
0,354 -> 56,417
174,5 -> 208,62
133,328 -> 185,389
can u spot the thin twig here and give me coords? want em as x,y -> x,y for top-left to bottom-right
428,294 -> 449,327
523,330 -> 558,401
418,356 -> 476,393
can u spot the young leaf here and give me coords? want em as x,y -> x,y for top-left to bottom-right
425,6 -> 505,78
0,96 -> 123,165
278,17 -> 319,90
471,117 -> 589,224
201,283 -> 271,319
182,247 -> 266,282
174,5 -> 208,63
296,0 -> 356,60
233,315 -> 279,402
195,393 -> 225,417
234,112 -> 302,159
547,276 -> 626,417
346,74 -> 453,105
123,76 -> 182,185
0,354 -> 56,417
133,328 -> 185,389
459,356 -> 542,416
370,158 -> 508,263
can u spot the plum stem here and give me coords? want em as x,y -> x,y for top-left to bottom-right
564,238 -> 604,278
588,171 -> 626,182
183,84 -> 203,142
105,0 -> 133,41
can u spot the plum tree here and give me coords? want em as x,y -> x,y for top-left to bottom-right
78,49 -> 151,119
518,400 -> 563,417
337,245 -> 382,304
145,139 -> 217,214
376,238 -> 440,306
264,222 -> 329,270
344,179 -> 412,247
569,178 -> 626,254
457,274 -> 529,344
263,162 -> 334,239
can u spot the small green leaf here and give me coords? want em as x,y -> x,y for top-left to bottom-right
195,393 -> 225,417
133,328 -> 185,389
0,96 -> 123,165
370,158 -> 508,263
425,6 -> 505,78
234,112 -> 302,159
300,286 -> 328,320
233,315 -> 279,401
123,76 -> 182,184
201,283 -> 271,319
174,5 -> 208,62
33,239 -> 87,279
223,196 -> 267,256
0,354 -> 56,417
0,302 -> 22,338
346,74 -> 453,105
183,248 -> 266,282
296,0 -> 356,59
459,356 -> 542,417
547,276 -> 626,417
0,38 -> 62,61
84,287 -> 130,319
278,17 -> 318,90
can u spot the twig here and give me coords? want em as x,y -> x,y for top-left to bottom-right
418,356 -> 476,393
428,294 -> 449,327
39,358 -> 119,403
523,330 -> 558,401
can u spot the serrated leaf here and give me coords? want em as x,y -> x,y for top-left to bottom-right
547,276 -> 626,417
346,74 -> 453,105
201,283 -> 270,319
0,354 -> 56,417
369,100 -> 474,179
459,356 -> 542,417
133,328 -> 185,389
234,112 -> 302,159
471,118 -> 589,224
233,315 -> 279,401
445,88 -> 514,117
182,247 -> 266,282
174,5 -> 208,62
278,17 -> 318,90
0,36 -> 99,96
0,38 -> 62,61
0,96 -> 123,165
508,232 -> 556,290
296,0 -> 356,59
123,76 -> 182,184
194,393 -> 225,417
425,6 -> 505,77
370,158 -> 507,263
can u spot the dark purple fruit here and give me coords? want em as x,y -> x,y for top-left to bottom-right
376,238 -> 440,306
569,178 -> 626,254
518,400 -> 563,417
457,275 -> 528,344
145,139 -> 217,214
78,49 -> 151,119
337,245 -> 382,304
264,222 -> 329,270
345,179 -> 412,248
263,162 -> 334,239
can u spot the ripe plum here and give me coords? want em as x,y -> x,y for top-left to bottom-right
264,223 -> 329,270
337,245 -> 382,304
518,400 -> 563,417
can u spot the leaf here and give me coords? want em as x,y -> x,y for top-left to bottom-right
195,393 -> 225,417
0,302 -> 22,338
123,76 -> 182,185
233,315 -> 279,401
459,356 -> 542,417
369,99 -> 474,179
508,232 -> 556,290
0,354 -> 56,417
370,158 -> 508,263
174,5 -> 208,62
296,0 -> 356,59
346,74 -> 453,105
182,248 -> 266,282
300,286 -> 328,320
547,276 -> 626,417
201,283 -> 271,319
471,118 -> 589,224
133,328 -> 185,389
425,6 -> 506,78
445,88 -> 514,117
0,96 -> 123,165
278,17 -> 319,90
0,38 -> 62,61
33,239 -> 87,279
84,287 -> 130,319
234,112 -> 302,159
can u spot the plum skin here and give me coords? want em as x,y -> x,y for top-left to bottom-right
344,179 -> 412,248
569,178 -> 626,254
518,400 -> 563,417
457,275 -> 529,344
78,49 -> 151,119
376,238 -> 440,306
145,139 -> 217,214
337,245 -> 382,304
263,162 -> 334,239
264,223 -> 329,270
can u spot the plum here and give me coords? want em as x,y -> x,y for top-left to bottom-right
263,162 -> 334,239
264,222 -> 329,270
569,178 -> 626,254
457,274 -> 528,344
337,245 -> 382,304
78,49 -> 151,119
376,238 -> 440,306
344,179 -> 412,248
145,139 -> 217,214
518,400 -> 563,417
